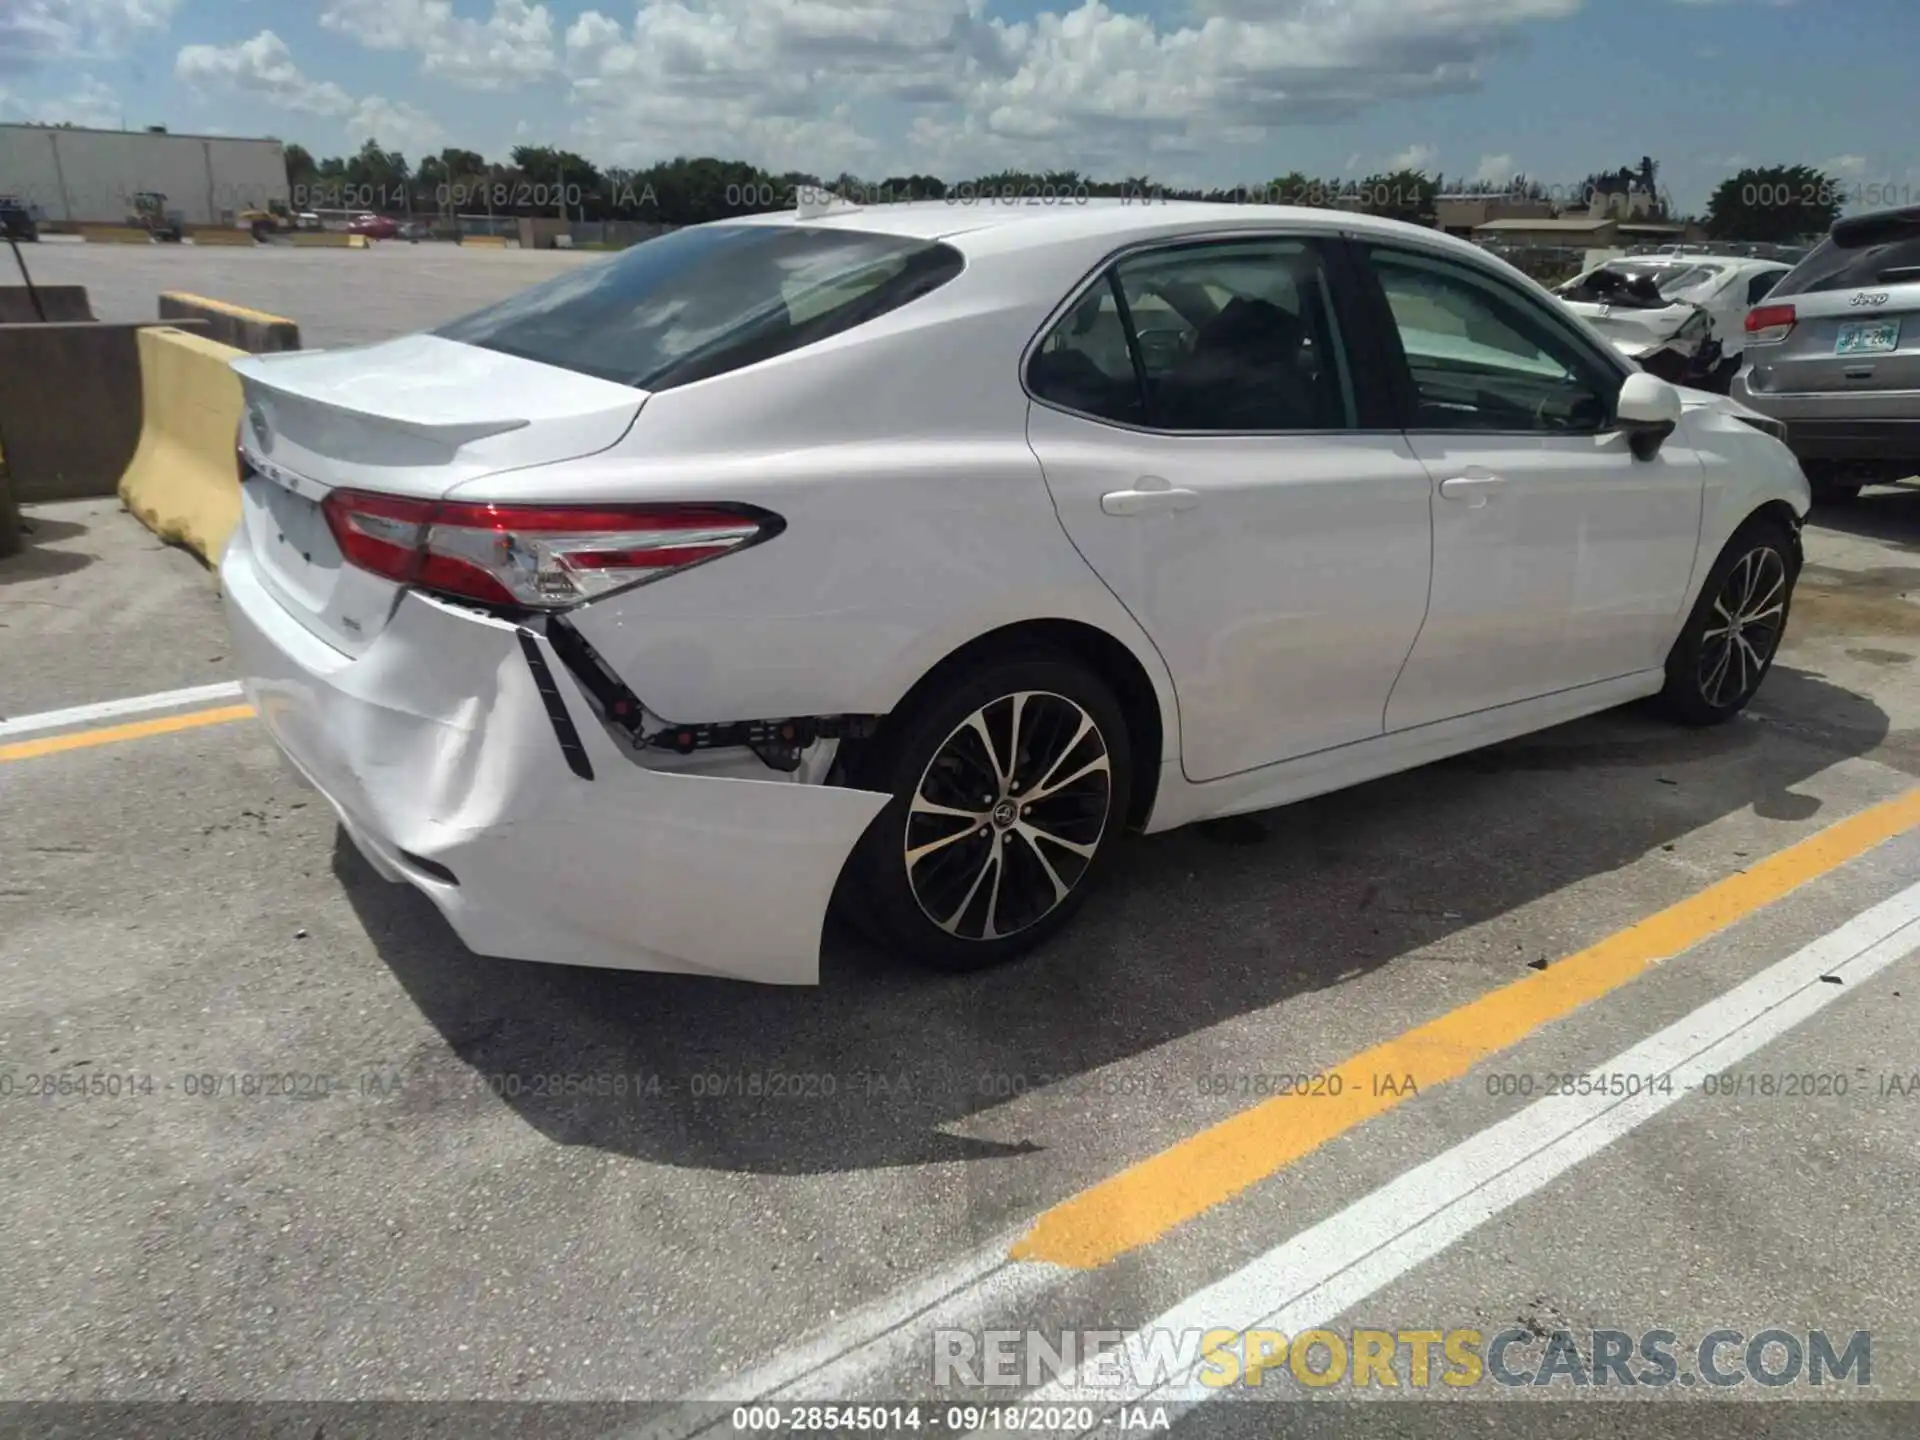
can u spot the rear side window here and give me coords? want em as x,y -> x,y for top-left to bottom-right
436,224 -> 964,389
1771,235 -> 1920,296
1028,237 -> 1360,432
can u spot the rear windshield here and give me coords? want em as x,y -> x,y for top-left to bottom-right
1771,234 -> 1920,297
436,223 -> 965,389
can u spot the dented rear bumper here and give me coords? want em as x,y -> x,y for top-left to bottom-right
220,524 -> 889,984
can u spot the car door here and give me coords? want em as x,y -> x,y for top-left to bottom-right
1352,242 -> 1706,733
1025,233 -> 1434,784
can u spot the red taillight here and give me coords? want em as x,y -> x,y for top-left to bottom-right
1745,303 -> 1797,344
323,489 -> 435,585
320,491 -> 777,609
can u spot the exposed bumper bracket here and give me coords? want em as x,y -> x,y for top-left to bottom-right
517,627 -> 595,780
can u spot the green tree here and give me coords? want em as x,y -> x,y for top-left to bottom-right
1705,164 -> 1841,243
283,143 -> 317,193
342,138 -> 411,210
1264,170 -> 1331,205
1358,169 -> 1436,226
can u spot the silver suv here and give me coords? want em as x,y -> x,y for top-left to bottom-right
1730,204 -> 1920,503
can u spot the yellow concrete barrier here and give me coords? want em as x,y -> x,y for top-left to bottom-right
117,326 -> 248,572
289,231 -> 359,248
80,225 -> 153,245
189,228 -> 257,247
461,234 -> 509,249
158,292 -> 300,352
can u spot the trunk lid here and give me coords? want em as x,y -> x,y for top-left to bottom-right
1755,219 -> 1920,396
1754,279 -> 1920,396
233,334 -> 647,657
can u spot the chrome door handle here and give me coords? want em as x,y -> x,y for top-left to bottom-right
1437,474 -> 1506,508
1101,485 -> 1201,517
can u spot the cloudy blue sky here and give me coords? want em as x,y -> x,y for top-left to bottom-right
1,0 -> 1914,210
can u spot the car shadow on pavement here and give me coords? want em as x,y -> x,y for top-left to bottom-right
1804,485 -> 1920,553
341,664 -> 1888,1174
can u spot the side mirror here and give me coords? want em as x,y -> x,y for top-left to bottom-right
1616,371 -> 1682,460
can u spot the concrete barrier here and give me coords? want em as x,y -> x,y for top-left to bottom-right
0,286 -> 93,323
79,225 -> 154,245
158,292 -> 300,354
117,326 -> 249,569
0,319 -> 209,504
188,228 -> 258,247
461,234 -> 510,249
289,231 -> 360,249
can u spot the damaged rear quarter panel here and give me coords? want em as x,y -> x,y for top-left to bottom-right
230,563 -> 889,983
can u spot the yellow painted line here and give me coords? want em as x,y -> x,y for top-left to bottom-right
1013,785 -> 1920,1269
0,704 -> 256,763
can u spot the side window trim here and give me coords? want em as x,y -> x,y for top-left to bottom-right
1356,240 -> 1632,437
1105,270 -> 1154,427
1325,235 -> 1419,432
1022,228 -> 1393,436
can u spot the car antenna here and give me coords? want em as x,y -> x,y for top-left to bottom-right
794,185 -> 861,221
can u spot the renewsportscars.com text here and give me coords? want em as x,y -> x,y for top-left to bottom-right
933,1327 -> 1872,1390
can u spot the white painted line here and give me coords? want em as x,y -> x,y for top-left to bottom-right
1016,876 -> 1920,1427
624,874 -> 1920,1439
627,1229 -> 1057,1438
0,681 -> 245,739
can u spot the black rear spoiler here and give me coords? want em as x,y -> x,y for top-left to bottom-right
1831,205 -> 1920,249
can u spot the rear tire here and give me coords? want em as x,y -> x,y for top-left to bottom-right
1657,517 -> 1798,727
837,653 -> 1132,972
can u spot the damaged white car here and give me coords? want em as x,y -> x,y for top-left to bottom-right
1557,255 -> 1791,391
222,199 -> 1810,985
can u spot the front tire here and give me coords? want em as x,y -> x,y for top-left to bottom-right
1657,518 -> 1798,726
838,654 -> 1132,972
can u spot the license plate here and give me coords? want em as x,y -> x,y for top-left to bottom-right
1835,319 -> 1900,355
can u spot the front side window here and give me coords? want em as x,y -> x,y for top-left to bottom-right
1366,247 -> 1623,434
437,224 -> 964,390
1029,237 -> 1359,432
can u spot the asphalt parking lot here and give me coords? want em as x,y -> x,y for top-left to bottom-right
5,245 -> 1920,1436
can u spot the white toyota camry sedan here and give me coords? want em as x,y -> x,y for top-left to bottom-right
222,197 -> 1811,984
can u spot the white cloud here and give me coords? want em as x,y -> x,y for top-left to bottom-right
346,95 -> 446,154
1387,143 -> 1439,173
176,30 -> 355,117
564,10 -> 621,53
320,0 -> 560,91
1470,152 -> 1518,185
1821,153 -> 1868,177
176,29 -> 445,155
30,71 -> 121,126
0,0 -> 180,75
558,0 -> 1581,179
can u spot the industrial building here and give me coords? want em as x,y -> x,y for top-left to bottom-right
0,124 -> 289,228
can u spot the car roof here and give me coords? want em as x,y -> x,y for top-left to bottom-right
729,197 -> 1492,262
